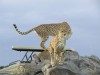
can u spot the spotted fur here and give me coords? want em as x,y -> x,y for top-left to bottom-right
48,29 -> 72,67
13,22 -> 72,50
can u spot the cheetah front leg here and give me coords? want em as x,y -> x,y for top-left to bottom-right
50,52 -> 55,67
54,50 -> 57,66
56,53 -> 59,64
59,51 -> 64,64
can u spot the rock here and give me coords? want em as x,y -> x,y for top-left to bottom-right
79,57 -> 95,69
0,63 -> 43,75
0,50 -> 100,75
88,55 -> 100,74
48,67 -> 76,75
63,50 -> 79,61
0,73 -> 10,75
42,64 -> 76,75
80,68 -> 95,75
42,50 -> 100,75
96,67 -> 100,74
42,61 -> 80,75
88,55 -> 100,67
89,55 -> 100,63
0,63 -> 24,75
64,61 -> 80,73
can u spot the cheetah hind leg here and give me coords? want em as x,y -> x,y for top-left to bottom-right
40,36 -> 48,50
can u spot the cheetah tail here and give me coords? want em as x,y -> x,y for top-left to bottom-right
13,24 -> 34,35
